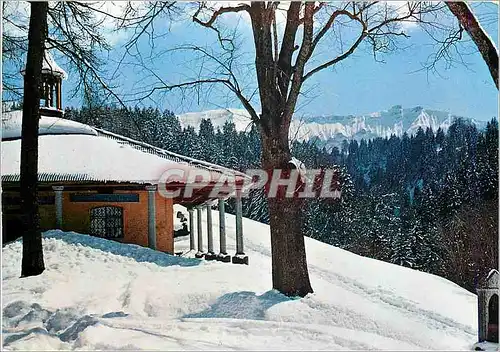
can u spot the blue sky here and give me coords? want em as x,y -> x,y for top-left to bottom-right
60,2 -> 499,121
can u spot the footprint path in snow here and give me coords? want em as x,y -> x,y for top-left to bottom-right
98,316 -> 421,350
233,232 -> 475,349
308,265 -> 475,338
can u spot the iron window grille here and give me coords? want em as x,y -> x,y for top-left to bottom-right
90,206 -> 124,239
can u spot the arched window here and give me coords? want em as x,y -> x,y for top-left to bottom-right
90,206 -> 124,239
488,294 -> 498,342
490,294 -> 499,324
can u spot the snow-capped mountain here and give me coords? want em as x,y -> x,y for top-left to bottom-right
177,108 -> 255,133
177,105 -> 487,148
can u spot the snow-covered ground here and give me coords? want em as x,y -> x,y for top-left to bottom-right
2,206 -> 479,350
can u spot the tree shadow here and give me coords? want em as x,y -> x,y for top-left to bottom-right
43,230 -> 201,267
183,290 -> 291,320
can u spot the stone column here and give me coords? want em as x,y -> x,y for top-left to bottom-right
52,185 -> 64,229
232,190 -> 248,265
205,204 -> 216,260
146,185 -> 157,250
195,206 -> 205,258
188,207 -> 195,251
478,289 -> 488,342
217,198 -> 230,262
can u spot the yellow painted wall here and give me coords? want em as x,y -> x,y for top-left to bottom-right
61,190 -> 174,254
2,188 -> 174,254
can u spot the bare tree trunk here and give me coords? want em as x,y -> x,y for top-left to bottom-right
446,1 -> 499,89
261,125 -> 313,297
20,2 -> 48,277
125,1 -> 445,298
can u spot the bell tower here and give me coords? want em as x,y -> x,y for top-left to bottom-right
21,49 -> 67,118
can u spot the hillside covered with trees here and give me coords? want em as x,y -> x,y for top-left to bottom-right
63,106 -> 498,293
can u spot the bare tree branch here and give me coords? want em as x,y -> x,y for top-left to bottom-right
283,2 -> 315,122
193,3 -> 249,28
446,1 -> 499,88
101,0 -> 467,298
304,11 -> 367,81
192,3 -> 249,50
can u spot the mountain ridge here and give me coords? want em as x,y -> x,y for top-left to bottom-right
177,105 -> 489,148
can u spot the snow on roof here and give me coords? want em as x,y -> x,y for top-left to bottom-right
1,133 -> 245,187
1,112 -> 249,191
2,110 -> 97,140
1,134 -> 178,184
94,127 -> 248,180
480,269 -> 499,289
21,50 -> 68,79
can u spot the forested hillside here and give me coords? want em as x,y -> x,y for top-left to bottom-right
63,106 -> 498,293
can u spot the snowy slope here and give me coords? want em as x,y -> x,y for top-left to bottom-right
2,207 -> 478,350
177,105 -> 487,148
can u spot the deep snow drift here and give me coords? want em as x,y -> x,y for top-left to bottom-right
2,206 -> 478,350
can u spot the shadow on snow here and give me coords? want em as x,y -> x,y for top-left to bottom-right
183,290 -> 291,320
42,230 -> 201,268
